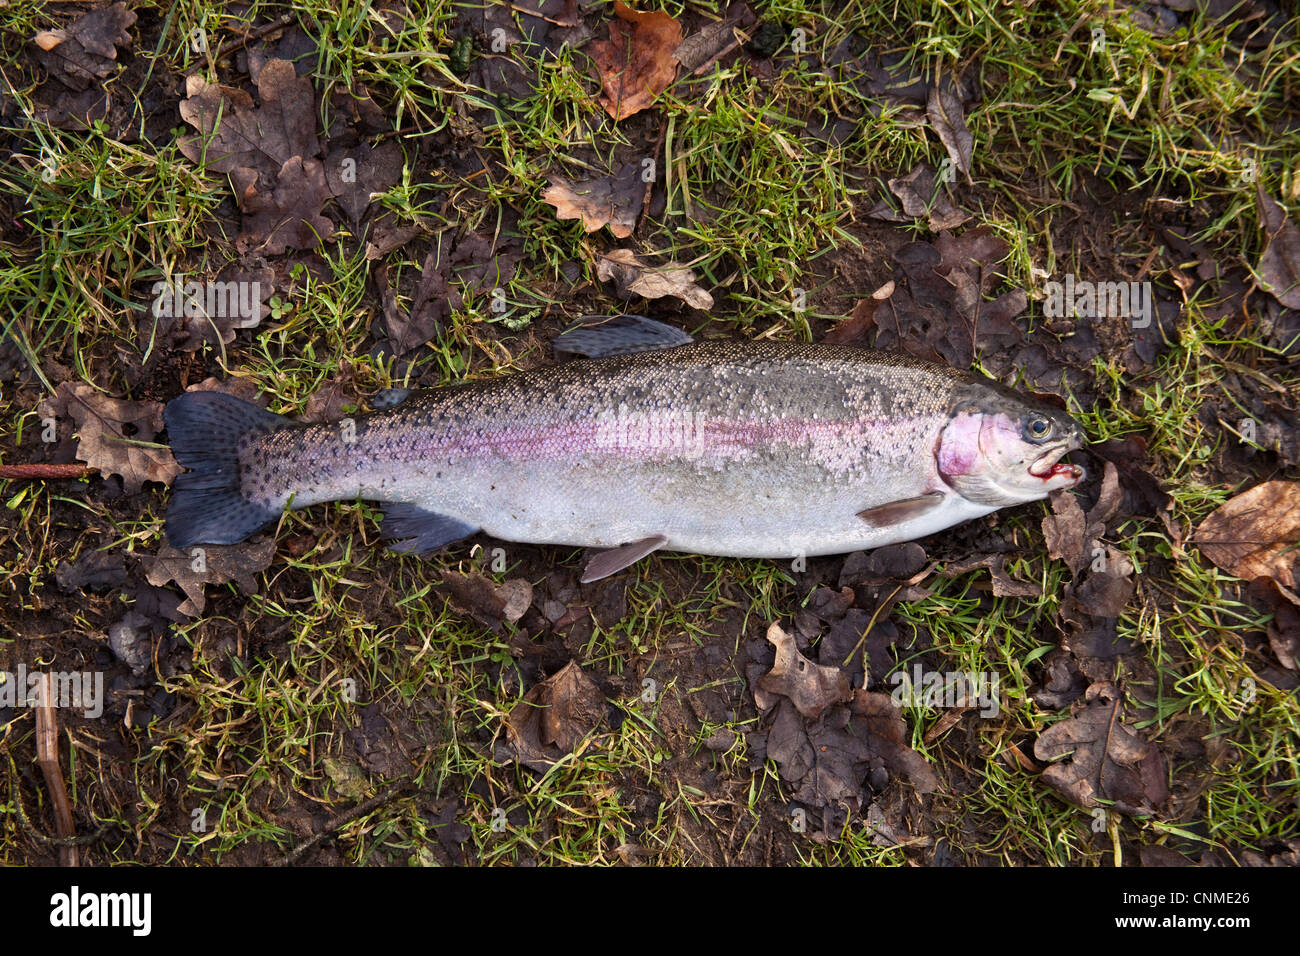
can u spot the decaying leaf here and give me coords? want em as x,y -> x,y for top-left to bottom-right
178,59 -> 334,254
1249,578 -> 1300,671
505,660 -> 606,772
147,259 -> 274,350
871,163 -> 970,232
38,383 -> 181,494
596,248 -> 713,309
323,757 -> 371,800
1256,185 -> 1300,310
179,60 -> 318,181
541,161 -> 645,238
145,539 -> 277,617
589,1 -> 682,120
324,141 -> 403,222
55,550 -> 127,593
437,571 -> 533,633
941,553 -> 1039,598
1040,464 -> 1137,674
375,231 -> 522,357
32,2 -> 136,90
870,227 -> 1026,371
1033,682 -> 1168,816
757,622 -> 852,718
1195,480 -> 1300,589
926,83 -> 974,184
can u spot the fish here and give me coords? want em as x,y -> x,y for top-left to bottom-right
163,315 -> 1086,582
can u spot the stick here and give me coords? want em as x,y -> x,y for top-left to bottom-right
0,463 -> 92,480
35,675 -> 78,867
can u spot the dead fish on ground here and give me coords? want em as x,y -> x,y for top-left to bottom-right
164,315 -> 1085,582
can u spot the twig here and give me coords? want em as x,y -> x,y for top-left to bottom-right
0,463 -> 92,480
5,752 -> 110,849
277,779 -> 413,866
35,676 -> 78,866
213,14 -> 295,61
635,122 -> 669,237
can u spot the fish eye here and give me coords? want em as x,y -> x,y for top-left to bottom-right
1026,417 -> 1053,440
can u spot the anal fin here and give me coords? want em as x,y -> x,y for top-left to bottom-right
856,492 -> 945,528
382,503 -> 477,554
580,534 -> 668,583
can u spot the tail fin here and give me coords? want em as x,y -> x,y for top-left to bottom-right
163,391 -> 290,548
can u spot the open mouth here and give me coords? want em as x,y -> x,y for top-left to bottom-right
1028,446 -> 1084,482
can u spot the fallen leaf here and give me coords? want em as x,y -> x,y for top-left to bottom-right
38,383 -> 181,495
505,660 -> 606,771
1249,578 -> 1300,671
757,622 -> 852,719
147,259 -> 274,350
179,60 -> 318,181
184,376 -> 268,405
179,59 -> 333,254
55,550 -> 127,593
596,248 -> 713,309
589,1 -> 682,120
375,231 -> 522,356
233,156 -> 335,255
872,227 -> 1026,370
438,571 -> 533,633
926,83 -> 974,184
1194,481 -> 1300,589
107,610 -> 155,676
300,365 -> 358,424
1032,649 -> 1088,711
1032,682 -> 1168,816
882,163 -> 970,231
541,160 -> 645,238
32,3 -> 136,91
145,539 -> 277,617
324,141 -> 403,222
1256,185 -> 1300,310
942,553 -> 1039,598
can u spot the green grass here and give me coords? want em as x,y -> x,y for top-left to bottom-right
1,0 -> 1298,866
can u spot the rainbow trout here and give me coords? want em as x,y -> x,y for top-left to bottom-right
164,317 -> 1085,581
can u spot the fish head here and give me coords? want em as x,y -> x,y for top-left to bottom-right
937,383 -> 1085,507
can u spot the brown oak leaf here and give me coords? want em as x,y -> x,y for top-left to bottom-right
596,248 -> 713,309
1195,480 -> 1300,589
1033,681 -> 1168,816
589,2 -> 681,120
541,160 -> 645,238
145,539 -> 276,617
505,660 -> 606,772
38,383 -> 180,494
757,622 -> 852,719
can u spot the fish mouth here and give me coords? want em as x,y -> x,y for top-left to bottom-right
1028,445 -> 1084,483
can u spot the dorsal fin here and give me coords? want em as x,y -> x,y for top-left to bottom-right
371,388 -> 413,410
555,314 -> 693,358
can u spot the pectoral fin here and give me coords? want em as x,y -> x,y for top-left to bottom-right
382,503 -> 478,554
580,534 -> 668,583
856,492 -> 945,528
